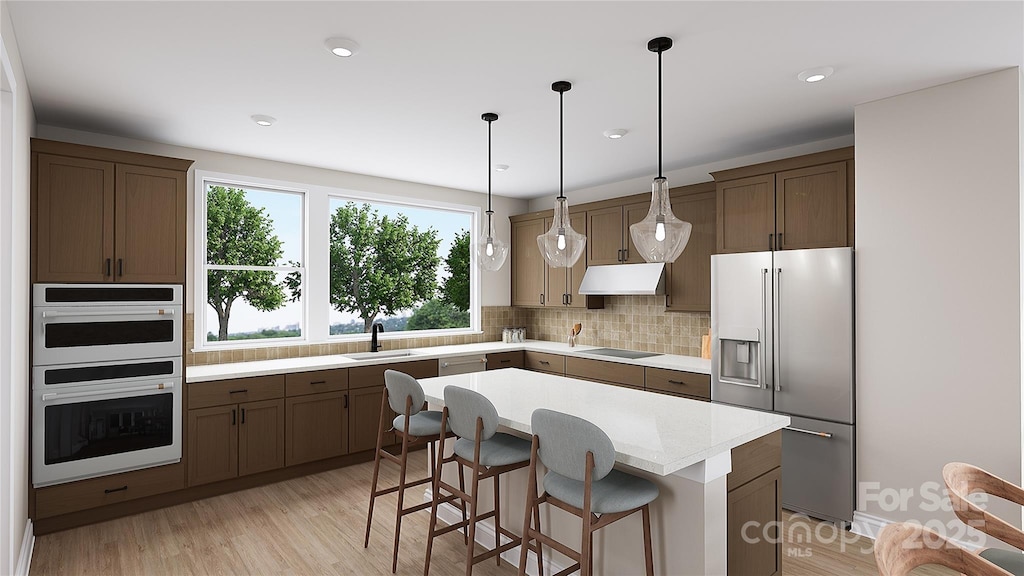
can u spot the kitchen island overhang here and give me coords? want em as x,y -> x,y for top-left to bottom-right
418,368 -> 790,576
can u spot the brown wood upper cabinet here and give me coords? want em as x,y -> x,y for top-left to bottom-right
31,139 -> 192,283
510,211 -> 603,309
586,202 -> 650,265
712,148 -> 853,254
666,190 -> 716,312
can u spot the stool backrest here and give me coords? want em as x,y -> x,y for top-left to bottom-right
943,462 -> 1024,550
384,370 -> 425,416
531,409 -> 615,482
443,386 -> 499,442
874,522 -> 1013,576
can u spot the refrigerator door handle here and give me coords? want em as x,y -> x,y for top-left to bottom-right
774,267 -> 782,392
785,426 -> 833,439
761,268 -> 769,390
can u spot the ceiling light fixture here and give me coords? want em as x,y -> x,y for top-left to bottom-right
494,164 -> 509,172
629,36 -> 691,264
537,81 -> 586,269
797,66 -> 834,83
476,113 -> 509,271
603,129 -> 628,139
324,37 -> 360,58
251,114 -> 276,127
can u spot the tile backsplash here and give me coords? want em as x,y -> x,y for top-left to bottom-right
186,298 -> 709,366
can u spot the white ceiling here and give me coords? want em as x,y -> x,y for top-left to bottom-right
8,1 -> 1023,199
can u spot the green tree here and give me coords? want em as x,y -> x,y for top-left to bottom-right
440,229 -> 470,312
329,202 -> 441,331
407,299 -> 470,331
206,186 -> 296,340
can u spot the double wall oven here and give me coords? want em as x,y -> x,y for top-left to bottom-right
32,284 -> 183,487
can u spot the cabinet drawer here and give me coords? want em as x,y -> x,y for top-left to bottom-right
285,369 -> 348,396
525,351 -> 565,374
188,375 -> 284,409
645,368 -> 711,400
35,463 -> 184,519
728,430 -> 782,492
487,351 -> 524,370
349,359 -> 438,389
565,356 -> 643,388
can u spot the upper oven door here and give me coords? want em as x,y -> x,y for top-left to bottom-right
33,356 -> 182,391
33,305 -> 182,365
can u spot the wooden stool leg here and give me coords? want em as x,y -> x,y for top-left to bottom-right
424,411 -> 450,576
519,437 -> 539,576
464,465 -> 481,576
364,392 -> 390,548
458,460 -> 468,545
642,504 -> 654,576
493,475 -> 502,566
392,432 -> 410,573
533,502 -> 544,576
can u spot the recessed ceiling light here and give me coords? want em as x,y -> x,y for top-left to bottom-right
797,66 -> 834,83
603,129 -> 628,139
494,164 -> 509,172
251,115 -> 276,127
325,37 -> 360,58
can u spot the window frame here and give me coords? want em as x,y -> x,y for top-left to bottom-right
193,170 -> 481,352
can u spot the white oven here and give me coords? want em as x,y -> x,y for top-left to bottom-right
33,284 -> 182,366
32,359 -> 182,487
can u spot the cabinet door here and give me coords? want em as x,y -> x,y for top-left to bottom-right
286,391 -> 348,466
727,467 -> 782,576
349,385 -> 388,453
511,218 -> 547,306
188,405 -> 238,486
35,154 -> 115,282
586,206 -> 624,265
565,213 -> 590,308
667,193 -> 716,312
238,398 -> 285,477
115,164 -> 187,283
623,201 -> 651,264
544,216 -> 566,307
717,175 -> 775,254
775,162 -> 848,250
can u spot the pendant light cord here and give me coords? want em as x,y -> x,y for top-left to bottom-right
558,89 -> 565,200
658,47 -> 663,179
487,118 -> 492,213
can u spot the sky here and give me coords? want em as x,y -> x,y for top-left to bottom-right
203,184 -> 471,337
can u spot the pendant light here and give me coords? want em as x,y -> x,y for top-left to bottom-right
475,112 -> 509,271
537,81 -> 586,269
629,36 -> 692,263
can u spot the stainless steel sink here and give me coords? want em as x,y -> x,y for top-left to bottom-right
582,348 -> 662,360
344,350 -> 415,360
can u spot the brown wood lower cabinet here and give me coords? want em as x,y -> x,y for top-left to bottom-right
524,351 -> 565,375
726,431 -> 782,576
565,356 -> 644,390
486,350 -> 524,370
188,399 -> 285,486
645,367 -> 711,400
347,359 -> 438,453
34,463 -> 184,519
286,391 -> 349,466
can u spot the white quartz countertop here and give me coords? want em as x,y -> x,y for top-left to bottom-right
186,340 -> 711,383
419,368 -> 789,477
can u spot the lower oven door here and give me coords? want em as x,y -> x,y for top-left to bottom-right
33,378 -> 182,487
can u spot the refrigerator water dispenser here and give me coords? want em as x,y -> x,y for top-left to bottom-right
718,327 -> 761,387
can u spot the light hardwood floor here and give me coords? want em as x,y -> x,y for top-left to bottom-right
30,460 -> 955,575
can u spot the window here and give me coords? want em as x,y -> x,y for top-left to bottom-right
201,182 -> 304,345
194,171 -> 479,350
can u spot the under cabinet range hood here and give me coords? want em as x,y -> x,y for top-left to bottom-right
578,263 -> 665,295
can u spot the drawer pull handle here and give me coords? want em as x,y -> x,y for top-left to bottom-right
500,359 -> 511,364
229,389 -> 248,394
667,379 -> 685,385
310,380 -> 327,385
785,426 -> 833,439
539,360 -> 550,365
232,409 -> 236,426
104,485 -> 128,494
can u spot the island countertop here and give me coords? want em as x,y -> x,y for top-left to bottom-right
418,367 -> 789,477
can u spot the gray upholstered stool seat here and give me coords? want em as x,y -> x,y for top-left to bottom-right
393,410 -> 445,437
981,549 -> 1024,576
543,468 -> 659,514
453,433 -> 532,467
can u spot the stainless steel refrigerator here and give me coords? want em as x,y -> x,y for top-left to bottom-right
711,247 -> 855,525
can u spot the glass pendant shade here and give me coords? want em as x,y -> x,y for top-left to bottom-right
537,196 -> 586,268
475,212 -> 508,271
630,176 -> 691,263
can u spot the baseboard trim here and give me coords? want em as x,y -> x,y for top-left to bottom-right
851,510 -> 982,552
423,489 -> 569,576
15,519 -> 34,576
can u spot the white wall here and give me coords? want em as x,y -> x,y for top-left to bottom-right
526,134 -> 855,212
856,68 -> 1022,540
1,3 -> 36,573
34,125 -> 530,313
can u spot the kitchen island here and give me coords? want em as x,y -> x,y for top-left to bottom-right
418,368 -> 790,576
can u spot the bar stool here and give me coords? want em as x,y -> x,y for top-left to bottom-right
364,370 -> 466,573
518,408 -> 659,576
424,386 -> 543,576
